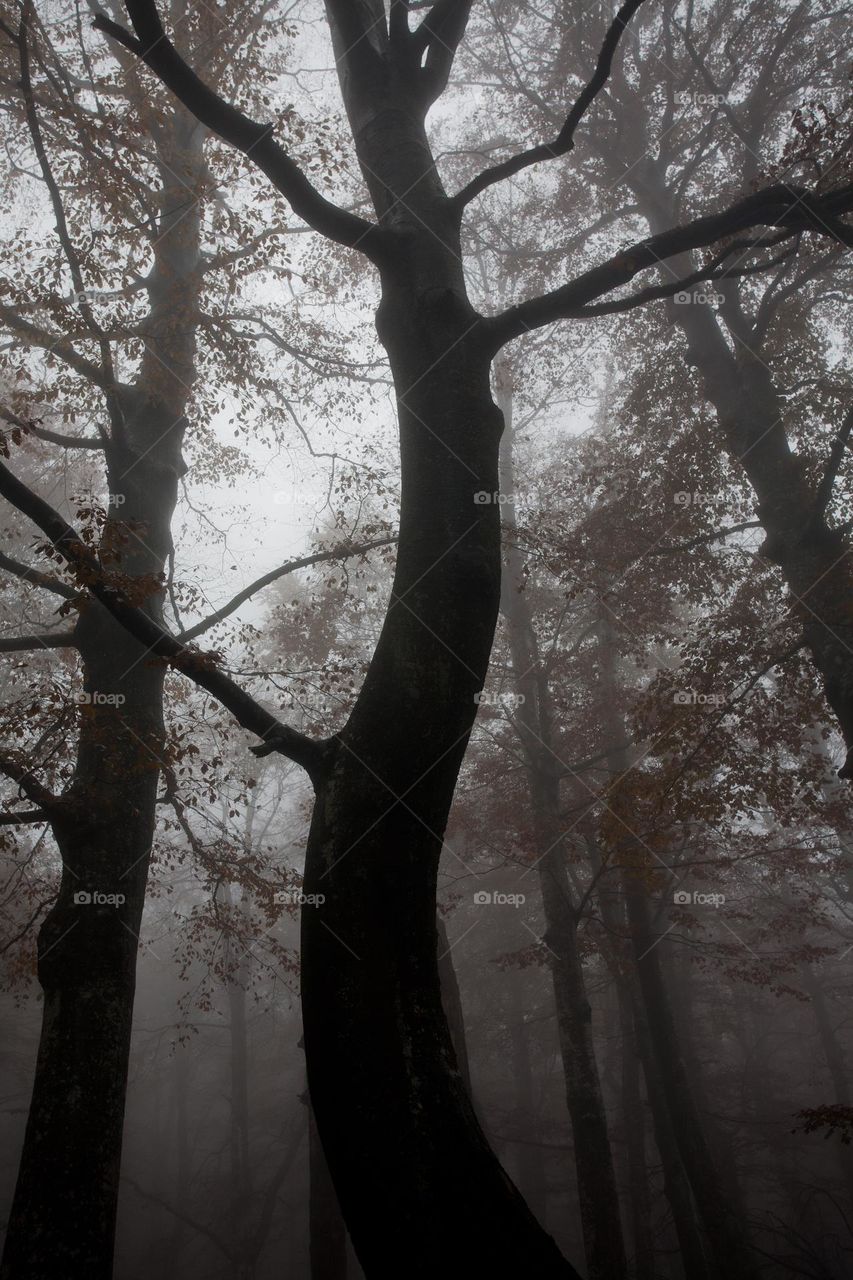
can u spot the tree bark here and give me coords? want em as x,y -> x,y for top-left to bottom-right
1,108 -> 202,1280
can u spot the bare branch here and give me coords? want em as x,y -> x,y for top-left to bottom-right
1,406 -> 104,450
0,550 -> 78,600
454,0 -> 648,207
0,808 -> 47,825
486,183 -> 853,348
92,2 -> 383,257
0,751 -> 60,810
0,461 -> 328,779
647,521 -> 763,556
180,537 -> 397,641
0,632 -> 77,652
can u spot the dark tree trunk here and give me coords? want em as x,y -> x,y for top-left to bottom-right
616,982 -> 655,1280
508,980 -> 549,1222
436,915 -> 473,1098
309,1103 -> 347,1280
631,164 -> 853,778
1,109 -> 202,1280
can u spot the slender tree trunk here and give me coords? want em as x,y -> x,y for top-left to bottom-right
594,609 -> 757,1279
507,980 -> 549,1222
616,982 -> 655,1280
800,962 -> 853,1201
631,163 -> 853,778
588,835 -> 711,1280
1,109 -> 203,1280
495,365 -> 628,1279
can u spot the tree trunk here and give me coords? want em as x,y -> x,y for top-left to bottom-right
616,981 -> 655,1280
594,610 -> 757,1279
588,834 -> 711,1280
309,1102 -> 348,1280
1,109 -> 202,1280
495,366 -> 628,1279
632,162 -> 853,778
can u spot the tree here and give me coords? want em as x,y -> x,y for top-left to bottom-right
2,0 -> 853,1274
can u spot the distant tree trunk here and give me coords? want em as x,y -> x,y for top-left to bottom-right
630,163 -> 853,778
508,980 -> 549,1223
167,1043 -> 191,1279
594,610 -> 757,1280
616,982 -> 655,1280
1,108 -> 202,1280
799,962 -> 853,1201
588,835 -> 710,1280
495,366 -> 628,1280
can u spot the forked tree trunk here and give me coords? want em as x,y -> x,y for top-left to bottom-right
298,16 -> 579,1273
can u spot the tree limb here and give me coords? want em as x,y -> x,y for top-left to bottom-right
179,536 -> 397,641
0,460 -> 329,779
0,752 -> 60,810
0,550 -> 78,600
92,2 -> 383,257
647,521 -> 763,556
454,0 -> 648,207
812,406 -> 853,521
0,631 -> 78,652
486,183 -> 853,348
